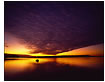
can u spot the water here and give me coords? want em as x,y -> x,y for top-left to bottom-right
4,57 -> 104,81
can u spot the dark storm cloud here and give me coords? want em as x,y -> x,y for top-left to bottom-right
5,1 -> 104,54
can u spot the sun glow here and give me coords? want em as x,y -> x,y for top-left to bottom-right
5,33 -> 104,56
4,40 -> 31,55
57,44 -> 104,56
5,43 -> 104,56
5,32 -> 104,56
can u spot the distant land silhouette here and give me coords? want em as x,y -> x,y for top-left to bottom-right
4,53 -> 104,59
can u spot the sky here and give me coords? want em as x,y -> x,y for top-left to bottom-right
4,1 -> 104,56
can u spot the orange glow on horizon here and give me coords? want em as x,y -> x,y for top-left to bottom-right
5,43 -> 104,56
5,42 -> 31,55
5,33 -> 104,56
57,44 -> 104,56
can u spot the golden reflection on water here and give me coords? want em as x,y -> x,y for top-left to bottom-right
5,58 -> 55,75
5,57 -> 104,75
56,57 -> 104,68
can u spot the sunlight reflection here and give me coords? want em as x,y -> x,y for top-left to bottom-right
4,58 -> 55,75
56,57 -> 104,68
5,57 -> 104,77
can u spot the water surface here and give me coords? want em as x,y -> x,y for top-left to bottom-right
4,57 -> 104,81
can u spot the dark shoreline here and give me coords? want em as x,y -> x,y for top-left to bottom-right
4,54 -> 104,59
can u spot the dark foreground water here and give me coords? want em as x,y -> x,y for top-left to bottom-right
4,57 -> 104,81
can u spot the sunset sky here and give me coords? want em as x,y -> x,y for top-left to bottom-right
5,1 -> 104,56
